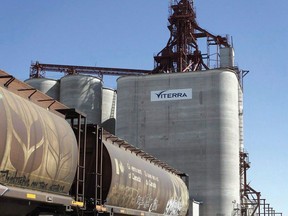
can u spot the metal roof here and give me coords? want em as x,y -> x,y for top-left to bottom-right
0,70 -> 69,115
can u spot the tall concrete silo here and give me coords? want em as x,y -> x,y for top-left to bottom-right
60,75 -> 102,124
25,78 -> 60,101
116,69 -> 241,216
101,87 -> 117,134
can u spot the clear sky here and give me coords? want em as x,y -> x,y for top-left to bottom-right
1,0 -> 287,214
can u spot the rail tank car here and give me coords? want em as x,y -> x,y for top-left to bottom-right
0,86 -> 78,215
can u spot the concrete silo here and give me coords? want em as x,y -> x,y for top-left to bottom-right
25,78 -> 60,101
116,69 -> 241,216
60,75 -> 102,125
101,87 -> 117,134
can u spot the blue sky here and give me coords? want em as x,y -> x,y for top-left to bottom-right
1,0 -> 287,214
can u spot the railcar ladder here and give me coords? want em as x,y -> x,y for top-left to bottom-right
55,108 -> 87,207
95,126 -> 104,207
76,114 -> 87,204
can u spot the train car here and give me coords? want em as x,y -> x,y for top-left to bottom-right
89,130 -> 190,216
0,70 -> 189,216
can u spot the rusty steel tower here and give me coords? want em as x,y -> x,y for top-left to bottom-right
153,0 -> 230,73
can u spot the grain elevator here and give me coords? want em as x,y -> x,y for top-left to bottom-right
116,69 -> 242,215
24,0 -> 282,215
115,0 -> 242,214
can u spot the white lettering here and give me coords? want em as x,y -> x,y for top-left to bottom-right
132,173 -> 142,183
164,198 -> 183,216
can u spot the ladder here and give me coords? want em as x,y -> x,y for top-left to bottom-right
109,91 -> 116,119
76,115 -> 87,204
95,126 -> 104,207
58,108 -> 88,208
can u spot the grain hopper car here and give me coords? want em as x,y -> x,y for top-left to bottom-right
0,70 -> 189,216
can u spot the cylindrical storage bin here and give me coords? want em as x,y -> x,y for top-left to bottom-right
102,88 -> 117,122
60,75 -> 102,125
101,88 -> 117,133
25,78 -> 60,101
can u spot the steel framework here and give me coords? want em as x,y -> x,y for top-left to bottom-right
259,199 -> 283,216
240,151 -> 261,215
240,152 -> 282,215
153,0 -> 230,73
30,1 -> 232,78
30,61 -> 152,79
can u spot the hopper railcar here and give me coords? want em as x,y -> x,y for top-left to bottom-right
0,70 -> 189,216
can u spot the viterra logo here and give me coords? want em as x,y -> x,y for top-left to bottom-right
151,89 -> 192,101
155,90 -> 187,99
